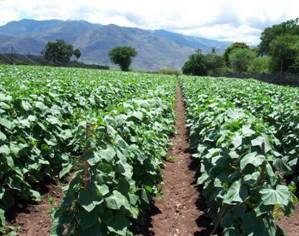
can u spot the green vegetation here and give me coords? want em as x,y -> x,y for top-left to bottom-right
259,18 -> 299,55
182,50 -> 208,76
228,48 -> 256,73
182,18 -> 299,76
43,40 -> 81,65
182,75 -> 299,235
248,56 -> 271,73
269,34 -> 299,73
109,46 -> 138,71
0,65 -> 176,234
224,42 -> 250,67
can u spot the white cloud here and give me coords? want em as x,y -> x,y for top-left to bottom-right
0,0 -> 298,43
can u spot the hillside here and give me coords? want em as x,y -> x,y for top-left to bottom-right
0,19 -> 231,70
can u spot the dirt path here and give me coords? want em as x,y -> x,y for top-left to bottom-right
147,85 -> 211,236
278,204 -> 299,236
7,184 -> 62,236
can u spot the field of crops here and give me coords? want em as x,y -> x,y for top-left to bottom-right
0,65 -> 176,235
182,76 -> 299,235
0,65 -> 299,236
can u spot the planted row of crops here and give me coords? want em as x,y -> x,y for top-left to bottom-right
181,76 -> 298,236
0,65 -> 176,234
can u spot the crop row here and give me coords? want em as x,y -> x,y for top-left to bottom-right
0,65 -> 176,234
181,76 -> 298,236
51,89 -> 175,235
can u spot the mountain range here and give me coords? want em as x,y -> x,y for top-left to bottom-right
0,19 -> 231,70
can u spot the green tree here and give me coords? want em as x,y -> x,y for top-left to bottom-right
43,40 -> 80,64
73,48 -> 81,60
223,42 -> 250,66
259,18 -> 299,55
109,46 -> 137,71
182,50 -> 207,76
229,48 -> 256,72
248,56 -> 271,73
269,34 -> 299,73
205,48 -> 224,73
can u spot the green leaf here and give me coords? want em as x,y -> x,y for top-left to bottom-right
0,93 -> 12,102
0,131 -> 6,141
0,209 -> 5,232
197,172 -> 209,185
21,100 -> 31,111
251,135 -> 271,153
96,184 -> 109,197
260,185 -> 290,206
105,190 -> 130,211
241,125 -> 255,137
46,116 -> 61,125
240,152 -> 264,170
232,134 -> 242,148
30,190 -> 41,201
223,180 -> 247,204
0,145 -> 10,155
59,163 -> 73,179
243,172 -> 260,186
105,213 -> 129,236
274,159 -> 291,173
242,212 -> 275,236
0,187 -> 4,199
131,111 -> 143,121
78,189 -> 98,212
0,118 -> 14,130
78,223 -> 101,236
77,208 -> 98,230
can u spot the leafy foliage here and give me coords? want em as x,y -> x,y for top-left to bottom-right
181,76 -> 298,236
109,46 -> 138,71
0,65 -> 176,233
269,34 -> 299,73
182,50 -> 207,76
248,56 -> 271,73
43,40 -> 81,65
51,88 -> 175,235
229,48 -> 256,72
223,42 -> 250,66
259,18 -> 299,55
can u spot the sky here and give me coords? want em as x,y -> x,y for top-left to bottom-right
0,0 -> 298,44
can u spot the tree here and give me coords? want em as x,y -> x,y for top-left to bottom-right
229,48 -> 256,73
223,42 -> 250,66
248,56 -> 271,73
269,34 -> 299,73
109,46 -> 137,71
73,49 -> 81,60
182,50 -> 207,76
259,18 -> 299,55
205,48 -> 224,73
43,40 -> 81,65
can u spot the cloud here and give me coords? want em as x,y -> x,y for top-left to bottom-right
0,0 -> 298,43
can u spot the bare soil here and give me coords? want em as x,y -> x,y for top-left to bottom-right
277,204 -> 299,236
144,86 -> 212,236
7,184 -> 62,236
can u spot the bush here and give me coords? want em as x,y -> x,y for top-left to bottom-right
182,50 -> 207,76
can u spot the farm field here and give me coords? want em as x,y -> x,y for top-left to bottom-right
0,65 -> 299,236
182,76 -> 299,235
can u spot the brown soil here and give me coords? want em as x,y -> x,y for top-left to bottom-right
7,184 -> 62,236
277,204 -> 299,236
145,85 -> 212,236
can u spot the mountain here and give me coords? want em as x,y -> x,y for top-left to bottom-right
0,19 -> 231,70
